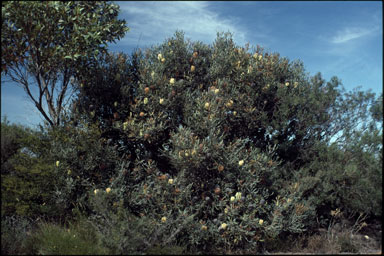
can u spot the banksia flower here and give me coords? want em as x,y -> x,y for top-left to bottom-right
170,78 -> 175,84
226,100 -> 234,108
161,217 -> 167,223
106,187 -> 111,193
123,121 -> 129,130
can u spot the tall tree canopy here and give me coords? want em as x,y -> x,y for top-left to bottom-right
1,1 -> 129,127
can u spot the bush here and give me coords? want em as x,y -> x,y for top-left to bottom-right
1,215 -> 37,255
47,120 -> 121,218
17,30 -> 380,254
1,119 -> 59,219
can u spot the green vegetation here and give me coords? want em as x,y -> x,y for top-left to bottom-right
1,1 -> 128,126
1,3 -> 382,253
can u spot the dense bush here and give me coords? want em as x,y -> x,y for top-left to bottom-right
1,118 -> 59,218
47,120 -> 121,217
61,31 -> 380,252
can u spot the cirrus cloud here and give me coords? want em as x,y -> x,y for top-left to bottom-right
116,1 -> 249,48
330,26 -> 378,44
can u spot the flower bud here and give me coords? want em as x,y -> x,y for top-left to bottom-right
235,192 -> 242,200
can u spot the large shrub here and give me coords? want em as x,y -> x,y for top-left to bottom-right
52,31 -> 381,252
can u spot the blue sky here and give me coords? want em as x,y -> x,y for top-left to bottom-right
1,1 -> 382,128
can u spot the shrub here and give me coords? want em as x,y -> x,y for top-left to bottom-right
1,215 -> 37,255
1,119 -> 59,219
47,120 -> 121,218
50,30 -> 381,253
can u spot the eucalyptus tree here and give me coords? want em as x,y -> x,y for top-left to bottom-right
1,1 -> 129,127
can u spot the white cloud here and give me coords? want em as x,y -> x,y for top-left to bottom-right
116,1 -> 249,48
330,26 -> 378,44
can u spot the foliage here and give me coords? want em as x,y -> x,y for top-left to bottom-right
1,118 -> 59,218
22,217 -> 107,255
73,31 -> 341,252
1,1 -> 129,126
292,90 -> 382,221
47,120 -> 121,217
1,28 -> 381,254
1,215 -> 36,255
1,116 -> 26,173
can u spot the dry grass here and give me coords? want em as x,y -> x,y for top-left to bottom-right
264,220 -> 382,255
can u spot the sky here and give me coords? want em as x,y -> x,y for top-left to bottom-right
1,1 -> 383,128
